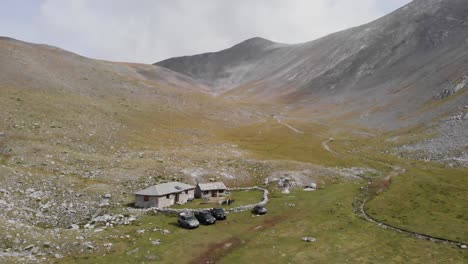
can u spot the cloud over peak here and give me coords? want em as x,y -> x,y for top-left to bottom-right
1,0 -> 411,63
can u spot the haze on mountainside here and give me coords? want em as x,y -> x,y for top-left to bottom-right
157,0 -> 468,128
0,0 -> 467,263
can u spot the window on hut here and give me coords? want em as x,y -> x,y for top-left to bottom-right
166,194 -> 170,198
144,196 -> 149,201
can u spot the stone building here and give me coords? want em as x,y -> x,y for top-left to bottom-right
195,182 -> 227,198
134,182 -> 195,208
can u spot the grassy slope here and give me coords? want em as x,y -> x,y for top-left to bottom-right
221,120 -> 372,169
223,120 -> 468,242
62,121 -> 467,263
354,131 -> 468,243
367,165 -> 467,242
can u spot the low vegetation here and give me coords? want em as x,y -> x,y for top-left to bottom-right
65,185 -> 466,263
171,190 -> 263,210
56,122 -> 467,263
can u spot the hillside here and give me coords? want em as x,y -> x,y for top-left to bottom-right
0,36 -> 270,236
0,36 -> 251,147
156,0 -> 468,129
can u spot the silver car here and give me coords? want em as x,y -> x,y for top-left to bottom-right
178,212 -> 199,229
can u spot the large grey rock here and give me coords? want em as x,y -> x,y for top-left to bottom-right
302,237 -> 317,242
151,239 -> 162,245
67,224 -> 79,230
29,191 -> 45,200
83,242 -> 94,250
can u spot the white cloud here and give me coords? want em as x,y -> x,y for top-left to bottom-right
34,0 -> 409,63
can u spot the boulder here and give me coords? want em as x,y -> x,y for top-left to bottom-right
67,224 -> 80,230
151,239 -> 162,245
98,201 -> 110,207
23,244 -> 35,251
304,183 -> 317,191
29,191 -> 44,200
83,242 -> 94,249
302,237 -> 317,242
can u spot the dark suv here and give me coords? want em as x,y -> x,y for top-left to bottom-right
210,208 -> 227,220
178,212 -> 199,229
252,205 -> 267,215
194,210 -> 216,225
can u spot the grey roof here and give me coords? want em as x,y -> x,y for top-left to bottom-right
135,182 -> 195,196
197,182 -> 227,191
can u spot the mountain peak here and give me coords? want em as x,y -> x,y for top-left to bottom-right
407,0 -> 467,14
232,37 -> 276,48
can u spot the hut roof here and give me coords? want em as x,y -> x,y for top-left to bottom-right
197,182 -> 227,191
134,182 -> 195,196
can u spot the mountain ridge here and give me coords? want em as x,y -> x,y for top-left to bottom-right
155,0 -> 468,129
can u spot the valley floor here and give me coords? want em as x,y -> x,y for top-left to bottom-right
65,184 -> 466,264
0,89 -> 466,263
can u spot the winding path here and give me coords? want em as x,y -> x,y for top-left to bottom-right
273,114 -> 466,247
274,114 -> 466,247
273,116 -> 336,153
321,137 -> 336,154
359,196 -> 465,247
274,116 -> 304,134
356,167 -> 467,248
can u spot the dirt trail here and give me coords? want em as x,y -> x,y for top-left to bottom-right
274,115 -> 465,247
359,198 -> 465,247
191,215 -> 287,263
274,116 -> 337,154
274,116 -> 304,134
321,138 -> 336,154
351,130 -> 376,138
189,237 -> 243,264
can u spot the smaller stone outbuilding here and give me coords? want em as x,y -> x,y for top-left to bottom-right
195,182 -> 227,198
134,182 -> 195,209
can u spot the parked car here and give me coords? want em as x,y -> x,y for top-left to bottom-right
210,208 -> 227,220
252,205 -> 267,215
178,212 -> 199,229
194,210 -> 216,225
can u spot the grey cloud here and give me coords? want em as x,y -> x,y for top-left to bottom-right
25,0 -> 410,63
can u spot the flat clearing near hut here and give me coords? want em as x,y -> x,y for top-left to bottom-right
170,190 -> 263,210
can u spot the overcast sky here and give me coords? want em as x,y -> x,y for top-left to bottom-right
1,0 -> 411,63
